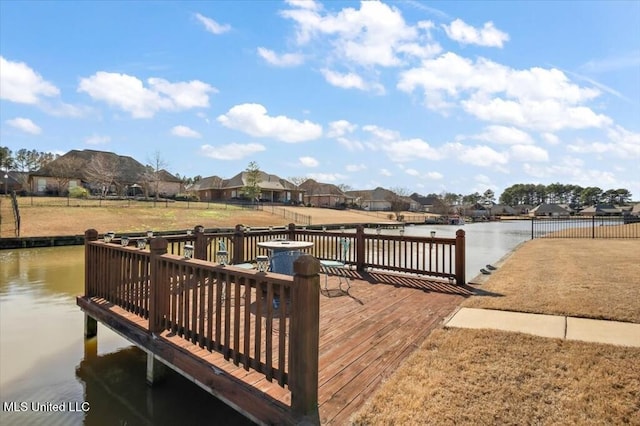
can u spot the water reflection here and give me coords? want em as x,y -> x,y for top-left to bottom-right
0,246 -> 253,426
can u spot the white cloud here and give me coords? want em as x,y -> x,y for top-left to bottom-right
257,48 -> 304,67
336,137 -> 365,151
346,163 -> 366,172
195,13 -> 231,34
78,72 -> 216,118
200,143 -> 265,160
0,56 -> 59,104
281,0 -> 422,66
444,142 -> 508,167
306,172 -> 347,182
320,69 -> 385,94
473,125 -> 533,145
380,169 -> 392,176
426,171 -> 444,180
327,120 -> 357,138
443,19 -> 509,48
509,144 -> 549,162
398,52 -> 608,132
405,168 -> 420,176
299,156 -> 319,167
171,125 -> 202,138
85,134 -> 110,145
567,126 -> 640,159
362,125 -> 400,141
217,103 -> 322,142
6,117 -> 41,134
383,138 -> 442,162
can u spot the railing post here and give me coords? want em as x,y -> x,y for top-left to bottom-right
355,225 -> 365,272
455,229 -> 466,285
290,255 -> 320,424
84,229 -> 99,297
194,225 -> 207,260
592,215 -> 595,239
84,229 -> 99,338
233,224 -> 244,264
149,238 -> 168,333
288,222 -> 296,240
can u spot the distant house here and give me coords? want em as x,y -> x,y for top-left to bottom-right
529,203 -> 571,217
460,203 -> 489,219
298,179 -> 352,207
346,187 -> 419,211
29,149 -> 182,197
187,176 -> 224,201
410,193 -> 440,212
1,171 -> 26,194
631,203 -> 640,217
579,204 -> 621,216
487,203 -> 517,216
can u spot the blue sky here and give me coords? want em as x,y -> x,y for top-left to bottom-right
1,0 -> 639,199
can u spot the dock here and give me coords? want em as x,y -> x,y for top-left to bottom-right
77,226 -> 467,424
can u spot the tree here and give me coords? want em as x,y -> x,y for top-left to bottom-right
462,192 -> 482,205
0,146 -> 13,172
482,189 -> 495,204
85,153 -> 119,197
241,161 -> 262,202
287,176 -> 307,186
615,188 -> 632,205
142,151 -> 168,203
387,187 -> 411,220
48,156 -> 83,195
580,186 -> 602,206
337,183 -> 352,193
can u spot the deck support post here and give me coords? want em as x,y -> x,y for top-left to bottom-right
146,352 -> 167,386
290,255 -> 320,424
455,229 -> 466,285
288,222 -> 296,240
84,314 -> 98,338
194,225 -> 207,260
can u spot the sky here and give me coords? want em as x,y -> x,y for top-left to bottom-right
1,0 -> 639,200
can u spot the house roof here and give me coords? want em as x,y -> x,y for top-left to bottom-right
410,193 -> 439,206
31,149 -> 181,183
580,204 -> 621,214
222,171 -> 300,192
189,175 -> 223,191
299,179 -> 350,197
530,203 -> 571,214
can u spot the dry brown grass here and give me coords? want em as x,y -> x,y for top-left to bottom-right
352,328 -> 640,425
463,236 -> 640,323
3,199 -> 401,237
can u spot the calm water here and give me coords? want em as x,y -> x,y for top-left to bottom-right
0,246 -> 253,426
0,221 -> 531,425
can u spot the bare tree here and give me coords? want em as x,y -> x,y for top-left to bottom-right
387,187 -> 411,220
48,156 -> 83,195
287,176 -> 307,186
142,151 -> 168,204
85,153 -> 119,197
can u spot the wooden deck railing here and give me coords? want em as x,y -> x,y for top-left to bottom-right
203,224 -> 466,285
84,229 -> 320,419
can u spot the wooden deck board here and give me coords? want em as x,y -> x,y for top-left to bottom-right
79,271 -> 469,425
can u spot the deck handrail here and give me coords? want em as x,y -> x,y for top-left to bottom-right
84,229 -> 321,420
220,224 -> 466,285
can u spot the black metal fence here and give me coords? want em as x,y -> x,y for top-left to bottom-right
531,216 -> 640,239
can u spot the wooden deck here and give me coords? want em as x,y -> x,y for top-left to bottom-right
78,270 -> 471,425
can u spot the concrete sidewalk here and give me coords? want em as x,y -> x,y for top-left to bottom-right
445,308 -> 640,348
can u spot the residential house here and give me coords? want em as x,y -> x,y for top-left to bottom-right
528,203 -> 571,217
346,187 -> 420,211
298,179 -> 352,207
578,204 -> 621,216
1,171 -> 26,194
29,149 -> 182,197
409,193 -> 440,212
187,175 -> 224,201
459,203 -> 489,219
487,203 -> 517,216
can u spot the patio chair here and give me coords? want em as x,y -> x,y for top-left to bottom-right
319,238 -> 351,292
217,238 -> 255,269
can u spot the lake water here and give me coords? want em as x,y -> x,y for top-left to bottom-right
0,220 -> 531,425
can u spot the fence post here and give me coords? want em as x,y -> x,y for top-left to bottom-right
288,222 -> 296,240
194,225 -> 207,260
592,215 -> 595,239
84,229 -> 99,338
233,224 -> 245,264
355,225 -> 365,272
455,229 -> 466,285
149,238 -> 168,333
290,255 -> 320,424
